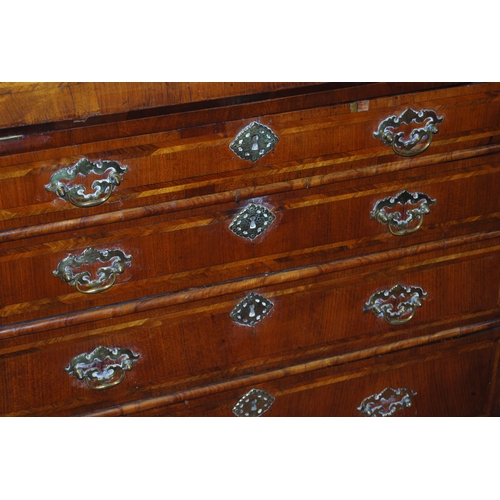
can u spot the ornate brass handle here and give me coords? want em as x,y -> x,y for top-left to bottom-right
364,284 -> 427,325
374,108 -> 444,157
370,190 -> 436,236
65,346 -> 140,390
45,158 -> 128,207
53,247 -> 132,294
358,387 -> 417,417
232,388 -> 275,417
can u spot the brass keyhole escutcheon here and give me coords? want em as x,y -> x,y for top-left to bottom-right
229,122 -> 279,162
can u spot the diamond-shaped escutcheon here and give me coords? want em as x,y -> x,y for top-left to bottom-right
228,203 -> 276,240
230,292 -> 274,327
232,388 -> 275,417
229,121 -> 279,162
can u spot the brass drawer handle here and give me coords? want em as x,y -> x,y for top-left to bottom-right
370,190 -> 436,236
232,388 -> 275,417
53,247 -> 132,294
358,387 -> 417,417
230,121 -> 279,162
45,158 -> 128,207
65,346 -> 140,390
364,284 -> 427,325
374,108 -> 444,157
229,203 -> 276,240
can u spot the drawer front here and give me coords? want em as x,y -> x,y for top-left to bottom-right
2,159 -> 500,325
129,333 -> 498,417
1,83 -> 499,233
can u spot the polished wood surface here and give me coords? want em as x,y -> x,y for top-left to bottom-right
0,82 -> 499,417
92,326 -> 500,417
0,82 -> 458,132
1,237 -> 499,416
0,82 -> 324,128
2,158 -> 499,326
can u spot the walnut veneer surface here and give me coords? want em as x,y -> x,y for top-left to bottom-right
0,82 -> 499,417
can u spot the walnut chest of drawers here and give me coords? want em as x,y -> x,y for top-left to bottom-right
1,82 -> 500,417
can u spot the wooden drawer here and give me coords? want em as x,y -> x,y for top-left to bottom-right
1,156 -> 500,326
1,83 -> 499,234
124,329 -> 500,417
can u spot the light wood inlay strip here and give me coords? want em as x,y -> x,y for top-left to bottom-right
282,163 -> 500,211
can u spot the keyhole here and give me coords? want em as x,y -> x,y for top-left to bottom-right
251,135 -> 259,150
249,216 -> 257,229
251,399 -> 258,411
248,304 -> 256,318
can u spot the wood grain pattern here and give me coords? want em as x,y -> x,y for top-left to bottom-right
1,226 -> 499,335
0,238 -> 499,416
0,83 -> 459,135
0,82 -> 324,129
0,82 -> 499,417
87,325 -> 500,417
1,157 -> 499,325
1,83 -> 499,235
3,143 -> 500,241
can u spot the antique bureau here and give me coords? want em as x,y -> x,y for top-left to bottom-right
1,82 -> 500,417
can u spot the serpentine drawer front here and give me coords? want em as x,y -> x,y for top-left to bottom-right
1,82 -> 500,417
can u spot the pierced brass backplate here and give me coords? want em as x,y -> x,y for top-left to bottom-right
66,346 -> 140,390
230,292 -> 274,327
53,247 -> 132,294
229,203 -> 276,240
45,158 -> 128,207
232,388 -> 275,417
358,387 -> 417,417
230,121 -> 279,162
374,108 -> 444,157
364,284 -> 427,325
370,190 -> 436,236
